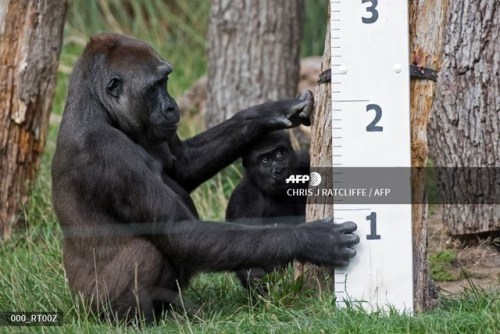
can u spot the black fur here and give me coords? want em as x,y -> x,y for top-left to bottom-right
226,131 -> 310,288
51,33 -> 359,323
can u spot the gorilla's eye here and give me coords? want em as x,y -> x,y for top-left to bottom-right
261,156 -> 271,165
106,77 -> 123,97
275,150 -> 284,159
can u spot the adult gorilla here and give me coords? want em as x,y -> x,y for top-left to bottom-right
51,33 -> 359,323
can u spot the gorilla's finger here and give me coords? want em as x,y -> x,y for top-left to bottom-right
288,101 -> 309,117
335,221 -> 357,233
312,217 -> 334,224
297,90 -> 313,102
340,234 -> 360,246
335,259 -> 350,267
344,247 -> 357,258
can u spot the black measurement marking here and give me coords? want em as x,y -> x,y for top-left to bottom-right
333,99 -> 370,102
366,212 -> 381,240
366,104 -> 383,132
362,0 -> 379,24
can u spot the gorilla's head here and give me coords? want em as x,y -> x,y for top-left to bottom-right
78,33 -> 180,143
243,130 -> 296,194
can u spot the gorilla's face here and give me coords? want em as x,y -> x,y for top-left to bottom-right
255,146 -> 292,184
246,143 -> 296,194
141,63 -> 180,142
100,36 -> 180,143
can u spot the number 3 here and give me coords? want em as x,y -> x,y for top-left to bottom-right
362,0 -> 379,24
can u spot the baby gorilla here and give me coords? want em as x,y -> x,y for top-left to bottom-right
226,130 -> 309,288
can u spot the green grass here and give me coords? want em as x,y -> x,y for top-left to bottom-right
1,1 -> 499,333
1,205 -> 499,333
2,182 -> 500,333
429,250 -> 462,282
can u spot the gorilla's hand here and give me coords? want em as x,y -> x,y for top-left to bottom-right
274,90 -> 314,129
236,90 -> 314,130
296,219 -> 359,267
288,90 -> 313,127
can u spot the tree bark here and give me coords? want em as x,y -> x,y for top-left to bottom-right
206,0 -> 303,127
428,0 -> 499,236
294,19 -> 332,291
0,0 -> 67,239
409,0 -> 450,312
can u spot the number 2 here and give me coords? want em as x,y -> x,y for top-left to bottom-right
362,0 -> 379,24
366,104 -> 383,132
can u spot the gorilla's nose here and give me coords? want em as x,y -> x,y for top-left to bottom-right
164,101 -> 177,113
273,167 -> 285,175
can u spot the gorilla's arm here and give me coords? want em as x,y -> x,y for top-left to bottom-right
154,219 -> 358,272
76,140 -> 357,270
170,98 -> 312,192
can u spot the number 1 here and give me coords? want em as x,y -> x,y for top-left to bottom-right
366,212 -> 381,240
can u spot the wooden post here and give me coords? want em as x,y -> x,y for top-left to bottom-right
0,0 -> 66,239
409,0 -> 449,312
296,2 -> 450,310
294,19 -> 332,291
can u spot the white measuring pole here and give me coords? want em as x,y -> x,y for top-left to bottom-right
330,0 -> 413,313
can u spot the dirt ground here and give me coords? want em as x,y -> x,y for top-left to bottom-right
428,208 -> 500,296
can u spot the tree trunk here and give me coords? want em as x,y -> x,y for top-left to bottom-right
206,0 -> 303,127
0,0 -> 67,239
294,19 -> 332,291
409,0 -> 450,312
428,0 -> 499,236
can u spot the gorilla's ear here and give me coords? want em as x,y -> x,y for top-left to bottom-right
106,77 -> 123,97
